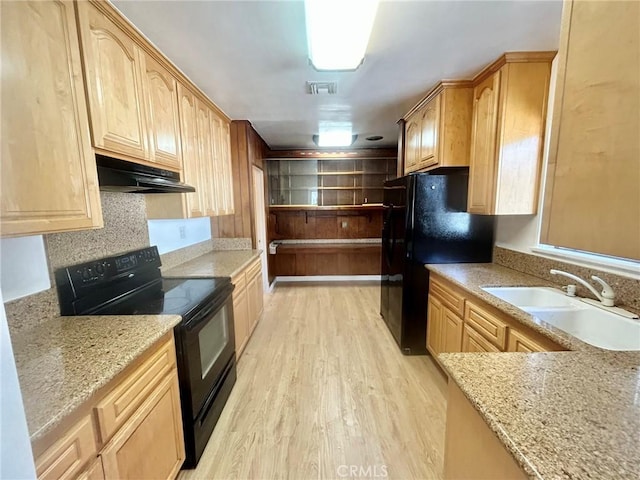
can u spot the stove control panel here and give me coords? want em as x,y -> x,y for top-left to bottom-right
55,246 -> 162,315
57,246 -> 161,287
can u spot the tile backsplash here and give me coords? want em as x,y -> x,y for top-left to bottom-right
45,192 -> 149,273
5,192 -> 150,334
494,246 -> 640,311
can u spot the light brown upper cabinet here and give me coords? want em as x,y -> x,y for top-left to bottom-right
468,53 -> 554,215
140,53 -> 182,170
178,85 -> 206,217
146,96 -> 235,219
0,1 -> 103,237
403,82 -> 473,175
419,95 -> 440,167
78,1 -> 185,171
211,114 -> 235,215
541,0 -> 640,260
403,115 -> 421,173
76,0 -> 149,162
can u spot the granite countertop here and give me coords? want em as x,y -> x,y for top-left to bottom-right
439,351 -> 640,479
425,263 -> 597,351
427,262 -> 640,479
12,314 -> 181,442
162,249 -> 261,278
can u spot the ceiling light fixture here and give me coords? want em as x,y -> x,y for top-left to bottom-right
313,133 -> 358,147
304,0 -> 379,71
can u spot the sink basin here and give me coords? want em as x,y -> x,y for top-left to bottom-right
481,287 -> 576,308
524,307 -> 640,351
481,286 -> 640,351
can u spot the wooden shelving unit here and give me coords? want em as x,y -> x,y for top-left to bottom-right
267,155 -> 396,206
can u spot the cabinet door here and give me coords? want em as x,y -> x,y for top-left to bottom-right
141,53 -> 182,170
100,372 -> 185,480
209,114 -> 224,215
233,287 -> 250,359
468,71 -> 501,214
35,415 -> 97,480
542,0 -> 640,260
441,308 -> 463,353
220,120 -> 235,214
77,1 -> 148,160
177,85 -> 205,217
196,100 -> 215,215
209,114 -> 235,215
426,296 -> 443,355
403,117 -> 420,174
247,271 -> 264,333
77,458 -> 105,480
419,95 -> 440,167
0,0 -> 103,236
461,324 -> 501,353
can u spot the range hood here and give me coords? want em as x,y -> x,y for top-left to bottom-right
96,155 -> 195,194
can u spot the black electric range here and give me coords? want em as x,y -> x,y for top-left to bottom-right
55,246 -> 236,468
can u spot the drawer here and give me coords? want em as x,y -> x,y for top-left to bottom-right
462,324 -> 501,353
464,300 -> 508,350
232,271 -> 247,293
36,415 -> 97,480
246,258 -> 262,280
94,337 -> 176,443
430,276 -> 465,317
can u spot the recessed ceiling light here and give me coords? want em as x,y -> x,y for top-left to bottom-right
366,135 -> 383,141
304,0 -> 379,71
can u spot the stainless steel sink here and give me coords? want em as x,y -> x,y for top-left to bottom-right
481,287 -> 640,351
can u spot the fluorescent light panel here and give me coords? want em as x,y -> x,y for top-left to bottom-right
317,131 -> 354,147
305,0 -> 379,71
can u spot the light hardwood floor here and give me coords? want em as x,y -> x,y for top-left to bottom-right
179,282 -> 447,480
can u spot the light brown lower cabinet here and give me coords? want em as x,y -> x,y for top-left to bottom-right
232,258 -> 264,359
427,274 -> 565,356
233,284 -> 250,357
444,381 -> 527,479
33,334 -> 185,480
77,458 -> 105,480
100,373 -> 184,480
426,295 -> 464,357
35,415 -> 98,480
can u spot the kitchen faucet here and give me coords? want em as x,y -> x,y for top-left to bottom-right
549,269 -> 615,306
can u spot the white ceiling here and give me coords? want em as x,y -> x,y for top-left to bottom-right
112,0 -> 563,150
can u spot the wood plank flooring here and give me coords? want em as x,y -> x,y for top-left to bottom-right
179,283 -> 447,480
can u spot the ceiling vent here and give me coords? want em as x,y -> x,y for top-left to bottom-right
306,81 -> 337,95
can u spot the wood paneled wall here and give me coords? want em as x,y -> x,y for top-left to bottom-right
211,120 -> 268,244
272,244 -> 382,276
269,207 -> 383,240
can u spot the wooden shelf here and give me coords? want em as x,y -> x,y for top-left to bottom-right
268,155 -> 396,207
269,204 -> 383,211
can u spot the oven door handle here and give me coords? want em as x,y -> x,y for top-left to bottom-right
182,283 -> 235,331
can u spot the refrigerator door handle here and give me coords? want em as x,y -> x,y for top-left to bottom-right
384,203 -> 396,266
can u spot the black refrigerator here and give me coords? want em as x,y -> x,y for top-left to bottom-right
380,172 -> 494,355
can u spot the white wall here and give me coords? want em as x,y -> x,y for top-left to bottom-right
0,236 -> 50,302
0,289 -> 36,479
148,217 -> 212,254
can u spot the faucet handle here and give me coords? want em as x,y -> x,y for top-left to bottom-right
591,276 -> 615,306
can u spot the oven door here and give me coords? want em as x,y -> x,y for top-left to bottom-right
176,284 -> 235,418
